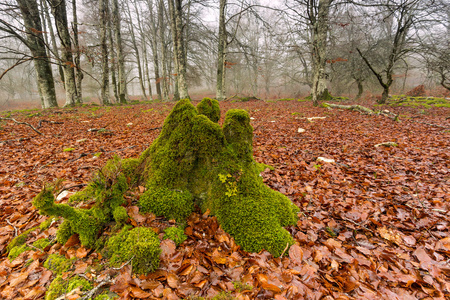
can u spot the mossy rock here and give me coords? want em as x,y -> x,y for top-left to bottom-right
138,99 -> 298,256
45,275 -> 92,300
105,226 -> 161,274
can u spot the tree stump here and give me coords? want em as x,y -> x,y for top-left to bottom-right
33,98 -> 299,263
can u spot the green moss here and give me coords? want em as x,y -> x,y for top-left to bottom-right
106,227 -> 161,274
94,291 -> 119,300
32,238 -> 51,250
6,227 -> 34,253
163,226 -> 187,246
56,219 -> 74,245
276,98 -> 295,101
39,217 -> 57,231
113,206 -> 129,224
256,162 -> 274,173
34,156 -> 130,247
140,187 -> 193,222
121,158 -> 140,184
44,253 -> 74,274
233,281 -> 253,292
8,244 -> 30,261
63,148 -> 75,152
212,292 -> 236,300
197,98 -> 220,123
45,275 -> 92,300
138,99 -> 298,256
434,103 -> 450,108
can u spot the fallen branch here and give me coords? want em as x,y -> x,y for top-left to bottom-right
0,137 -> 31,144
410,120 -> 449,129
0,117 -> 43,135
37,119 -> 64,128
323,103 -> 399,121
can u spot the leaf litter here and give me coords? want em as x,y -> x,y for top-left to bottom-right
0,100 -> 449,299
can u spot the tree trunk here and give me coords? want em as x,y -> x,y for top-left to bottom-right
311,0 -> 331,107
17,0 -> 58,108
72,0 -> 83,103
49,0 -> 77,107
147,0 -> 162,100
108,15 -> 119,103
216,0 -> 226,101
169,0 -> 189,99
99,0 -> 111,105
159,0 -> 169,101
355,78 -> 363,100
125,1 -> 147,101
111,0 -> 127,103
41,0 -> 64,86
168,0 -> 180,101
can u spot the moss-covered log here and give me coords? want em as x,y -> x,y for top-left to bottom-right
33,98 -> 299,263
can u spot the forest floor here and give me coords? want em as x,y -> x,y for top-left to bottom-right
0,98 -> 449,300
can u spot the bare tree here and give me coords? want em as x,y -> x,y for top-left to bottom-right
3,0 -> 59,108
49,0 -> 78,106
99,0 -> 111,104
111,0 -> 127,103
168,0 -> 189,99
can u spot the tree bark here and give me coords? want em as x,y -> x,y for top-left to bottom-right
99,0 -> 111,105
159,0 -> 169,101
108,14 -> 119,103
168,0 -> 180,101
125,1 -> 147,101
72,0 -> 83,103
17,0 -> 58,108
41,0 -> 64,85
311,0 -> 332,107
147,0 -> 162,100
169,0 -> 189,99
216,0 -> 226,101
49,0 -> 77,107
111,0 -> 127,103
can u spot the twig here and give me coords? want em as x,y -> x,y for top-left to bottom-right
6,219 -> 18,237
111,255 -> 134,270
0,117 -> 43,135
79,279 -> 113,300
279,242 -> 290,258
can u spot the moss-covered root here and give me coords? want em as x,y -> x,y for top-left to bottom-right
197,97 -> 220,123
33,186 -> 106,247
106,226 -> 161,275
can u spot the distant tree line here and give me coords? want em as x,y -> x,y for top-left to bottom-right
0,0 -> 448,108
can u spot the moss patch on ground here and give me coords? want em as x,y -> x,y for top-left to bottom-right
105,226 -> 161,275
44,253 -> 74,274
45,275 -> 92,300
163,226 -> 187,246
388,95 -> 450,108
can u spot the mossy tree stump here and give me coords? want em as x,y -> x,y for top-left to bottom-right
33,98 -> 299,265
